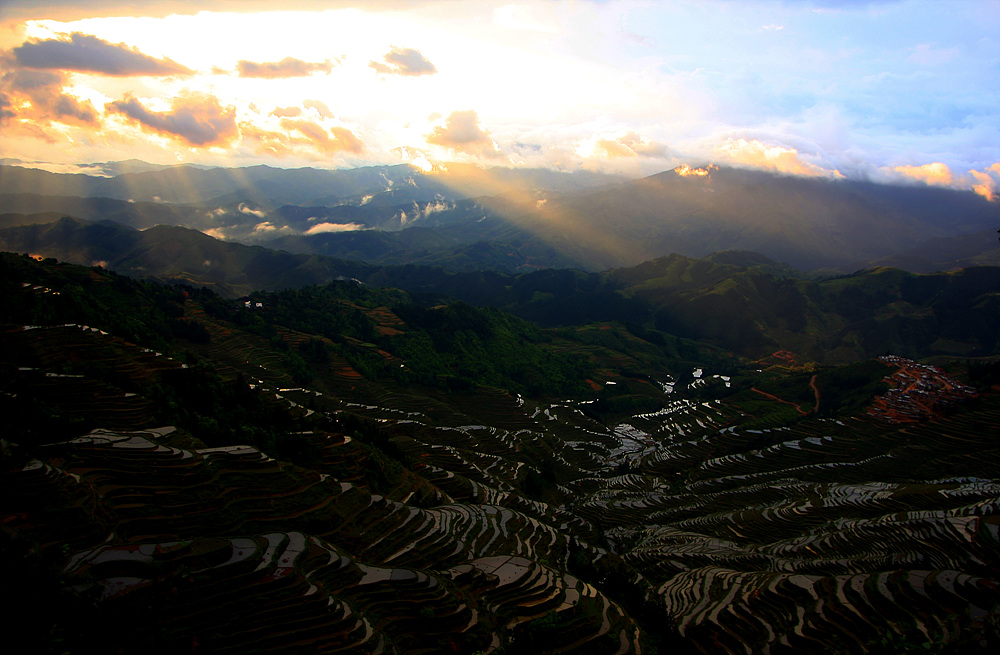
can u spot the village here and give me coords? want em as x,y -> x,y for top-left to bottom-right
866,355 -> 979,423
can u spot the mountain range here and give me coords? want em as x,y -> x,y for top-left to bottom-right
3,160 -> 1000,653
2,161 -> 998,273
2,215 -> 997,366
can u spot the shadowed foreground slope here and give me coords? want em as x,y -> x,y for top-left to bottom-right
3,253 -> 1000,654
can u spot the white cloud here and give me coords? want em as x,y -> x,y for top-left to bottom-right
238,202 -> 266,218
304,222 -> 366,234
715,138 -> 841,178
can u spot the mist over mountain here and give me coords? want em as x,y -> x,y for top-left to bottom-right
462,166 -> 997,271
2,162 -> 996,274
0,162 -> 625,207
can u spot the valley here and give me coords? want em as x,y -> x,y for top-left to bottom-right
3,253 -> 999,654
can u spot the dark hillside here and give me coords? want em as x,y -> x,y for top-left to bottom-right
3,253 -> 1000,654
3,218 -> 998,364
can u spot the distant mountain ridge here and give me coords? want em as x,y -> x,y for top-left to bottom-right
2,161 -> 996,273
0,162 -> 625,206
2,216 -> 997,365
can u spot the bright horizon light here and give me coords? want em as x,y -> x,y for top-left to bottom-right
0,0 -> 998,198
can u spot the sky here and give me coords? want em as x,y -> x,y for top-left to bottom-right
0,0 -> 998,198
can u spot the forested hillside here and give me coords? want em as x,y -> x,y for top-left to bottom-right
3,220 -> 998,367
3,253 -> 1000,654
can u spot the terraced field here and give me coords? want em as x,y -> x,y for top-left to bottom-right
4,267 -> 1000,654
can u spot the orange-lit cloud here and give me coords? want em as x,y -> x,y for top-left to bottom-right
426,110 -> 502,158
107,91 -> 238,146
969,164 -> 1000,202
237,57 -> 335,78
13,32 -> 192,76
716,138 -> 836,177
0,67 -> 98,126
582,131 -> 670,159
303,99 -> 334,119
369,47 -> 437,76
239,123 -> 292,156
271,106 -> 302,118
279,118 -> 364,154
2,119 -> 59,143
892,161 -> 955,186
884,161 -> 1000,200
675,164 -> 717,177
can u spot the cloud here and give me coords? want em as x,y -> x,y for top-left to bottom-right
369,47 -> 437,76
304,222 -> 366,234
891,162 -> 955,186
239,123 -> 293,156
240,120 -> 363,158
238,203 -> 267,218
303,99 -> 334,118
280,119 -> 364,154
13,32 -> 192,76
392,146 -> 443,172
425,110 -> 503,158
108,91 -> 238,146
271,106 -> 302,118
52,93 -> 99,123
236,57 -> 334,78
0,93 -> 13,120
252,221 -> 277,234
1,120 -> 58,143
398,199 -> 455,225
716,138 -> 838,177
580,131 -> 671,159
675,164 -> 718,177
969,169 -> 998,202
203,227 -> 228,240
0,68 -> 98,125
884,162 -> 1000,200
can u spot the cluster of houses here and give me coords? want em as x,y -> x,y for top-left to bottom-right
866,355 -> 978,423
